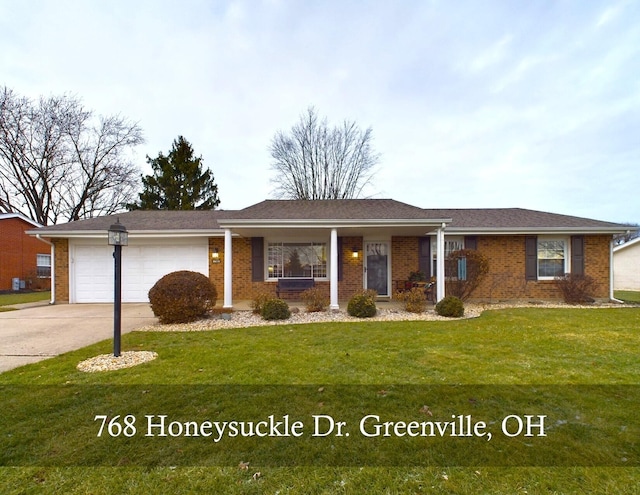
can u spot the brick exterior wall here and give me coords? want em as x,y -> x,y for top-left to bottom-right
470,235 -> 611,300
211,234 -> 612,303
0,217 -> 51,291
391,236 -> 419,288
52,233 -> 613,305
52,238 -> 69,302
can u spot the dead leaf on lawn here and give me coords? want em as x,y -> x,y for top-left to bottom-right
238,461 -> 250,470
419,405 -> 433,416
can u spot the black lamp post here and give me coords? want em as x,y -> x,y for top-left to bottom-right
108,220 -> 128,357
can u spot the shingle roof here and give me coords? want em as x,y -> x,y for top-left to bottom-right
30,200 -> 631,235
230,199 -> 435,220
422,208 -> 627,231
32,210 -> 227,233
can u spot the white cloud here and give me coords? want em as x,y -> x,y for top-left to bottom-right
0,0 -> 638,222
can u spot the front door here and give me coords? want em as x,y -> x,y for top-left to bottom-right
365,241 -> 390,297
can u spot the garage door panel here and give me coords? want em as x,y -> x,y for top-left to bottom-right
72,240 -> 209,303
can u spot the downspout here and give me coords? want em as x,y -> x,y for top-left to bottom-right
330,228 -> 339,310
223,228 -> 233,309
610,238 -> 624,303
436,223 -> 446,302
36,234 -> 55,304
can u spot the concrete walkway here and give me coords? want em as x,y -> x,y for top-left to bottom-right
0,303 -> 157,373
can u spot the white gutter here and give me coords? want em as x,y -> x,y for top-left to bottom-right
36,234 -> 55,304
610,238 -> 624,303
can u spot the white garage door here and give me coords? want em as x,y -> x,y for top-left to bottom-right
71,238 -> 209,303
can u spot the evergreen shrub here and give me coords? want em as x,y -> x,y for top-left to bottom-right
261,298 -> 291,320
148,270 -> 217,324
347,290 -> 377,318
435,295 -> 464,318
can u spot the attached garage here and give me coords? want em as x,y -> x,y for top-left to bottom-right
69,238 -> 209,303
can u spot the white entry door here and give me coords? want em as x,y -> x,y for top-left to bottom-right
364,241 -> 390,297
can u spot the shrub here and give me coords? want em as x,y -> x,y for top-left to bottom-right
445,249 -> 490,301
396,287 -> 428,313
347,290 -> 377,318
251,292 -> 274,315
261,298 -> 291,320
148,270 -> 217,324
301,287 -> 330,313
435,295 -> 464,318
408,270 -> 427,282
554,273 -> 598,304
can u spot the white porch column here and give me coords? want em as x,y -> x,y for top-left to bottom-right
436,223 -> 446,302
223,228 -> 233,308
330,228 -> 339,310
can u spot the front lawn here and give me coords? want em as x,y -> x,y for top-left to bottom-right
615,290 -> 640,304
1,307 -> 639,493
0,291 -> 50,307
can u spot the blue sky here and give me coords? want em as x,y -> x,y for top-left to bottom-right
1,0 -> 638,224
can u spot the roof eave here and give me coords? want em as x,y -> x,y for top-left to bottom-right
26,229 -> 225,238
217,218 -> 453,229
446,227 -> 630,235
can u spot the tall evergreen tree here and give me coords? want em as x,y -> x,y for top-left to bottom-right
129,136 -> 220,210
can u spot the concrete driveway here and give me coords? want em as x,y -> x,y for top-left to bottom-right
0,303 -> 157,373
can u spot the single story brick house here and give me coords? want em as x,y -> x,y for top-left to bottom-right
29,199 -> 633,307
613,237 -> 640,291
0,213 -> 51,291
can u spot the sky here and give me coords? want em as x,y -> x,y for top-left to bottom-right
1,0 -> 638,224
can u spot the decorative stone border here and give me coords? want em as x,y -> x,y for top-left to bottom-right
77,351 -> 158,373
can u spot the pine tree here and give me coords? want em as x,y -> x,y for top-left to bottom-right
129,136 -> 220,210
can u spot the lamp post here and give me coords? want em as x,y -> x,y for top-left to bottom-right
108,220 -> 128,357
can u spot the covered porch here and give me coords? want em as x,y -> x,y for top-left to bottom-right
215,217 -> 451,310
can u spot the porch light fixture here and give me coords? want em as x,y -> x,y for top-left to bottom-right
211,247 -> 221,263
108,220 -> 128,357
352,247 -> 359,259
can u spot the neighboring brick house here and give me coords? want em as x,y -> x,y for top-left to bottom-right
29,199 -> 632,306
0,213 -> 51,291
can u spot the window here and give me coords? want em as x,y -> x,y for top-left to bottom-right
537,238 -> 567,279
36,254 -> 51,278
267,242 -> 327,279
431,237 -> 464,277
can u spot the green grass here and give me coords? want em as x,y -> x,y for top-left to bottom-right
615,290 -> 640,303
0,291 -> 50,306
1,307 -> 639,493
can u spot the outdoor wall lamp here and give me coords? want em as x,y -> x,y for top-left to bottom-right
211,247 -> 221,264
108,220 -> 128,357
352,247 -> 359,259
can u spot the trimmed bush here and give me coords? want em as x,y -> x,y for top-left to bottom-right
148,270 -> 217,324
435,295 -> 464,318
396,287 -> 428,313
555,273 -> 598,304
251,292 -> 274,315
301,287 -> 330,313
347,290 -> 377,318
261,298 -> 291,320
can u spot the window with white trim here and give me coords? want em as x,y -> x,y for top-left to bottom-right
267,242 -> 327,279
36,253 -> 51,278
431,236 -> 464,277
537,237 -> 568,279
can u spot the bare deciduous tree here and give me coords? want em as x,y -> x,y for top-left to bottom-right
0,86 -> 144,225
269,106 -> 379,199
